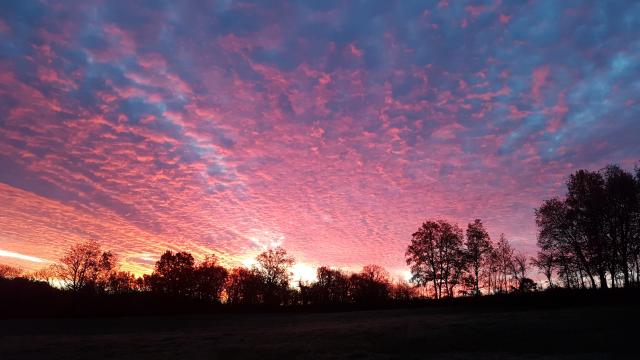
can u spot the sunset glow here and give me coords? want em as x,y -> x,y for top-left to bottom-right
1,1 -> 639,278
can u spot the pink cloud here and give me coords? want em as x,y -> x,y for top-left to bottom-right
531,66 -> 550,102
348,43 -> 363,58
465,5 -> 487,18
509,106 -> 530,120
499,13 -> 511,24
0,19 -> 10,34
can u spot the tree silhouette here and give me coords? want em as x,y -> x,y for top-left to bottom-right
531,251 -> 555,288
406,220 -> 465,299
536,198 -> 590,288
27,265 -> 58,286
311,266 -> 350,304
94,251 -> 119,292
0,264 -> 22,279
105,271 -> 137,293
465,219 -> 492,296
511,251 -> 528,284
225,267 -> 263,305
349,265 -> 391,304
518,277 -> 537,293
390,281 -> 416,301
55,240 -> 116,292
534,164 -> 640,289
483,243 -> 500,294
566,169 -> 608,288
255,247 -> 295,305
149,250 -> 196,296
603,165 -> 637,287
495,234 -> 514,292
194,255 -> 228,302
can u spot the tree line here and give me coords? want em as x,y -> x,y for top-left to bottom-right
1,243 -> 417,306
405,219 -> 534,298
1,163 -> 638,307
1,226 -> 529,305
404,163 -> 640,296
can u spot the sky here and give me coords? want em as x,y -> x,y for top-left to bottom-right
0,0 -> 639,280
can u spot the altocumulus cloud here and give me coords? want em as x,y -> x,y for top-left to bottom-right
0,0 -> 639,275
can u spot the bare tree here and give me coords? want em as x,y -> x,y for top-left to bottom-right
255,247 -> 295,305
390,280 -> 417,301
531,251 -> 555,288
495,234 -> 514,292
349,265 -> 391,304
95,251 -> 118,292
0,264 -> 23,279
56,240 -> 113,291
566,169 -> 608,288
512,252 -> 528,282
482,243 -> 499,294
312,266 -> 350,304
105,271 -> 137,293
536,198 -> 594,288
225,267 -> 263,305
28,265 -> 58,286
534,165 -> 640,289
406,220 -> 465,299
603,165 -> 638,287
194,255 -> 228,302
465,219 -> 492,296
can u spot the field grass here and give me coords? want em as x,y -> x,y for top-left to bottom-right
0,304 -> 637,359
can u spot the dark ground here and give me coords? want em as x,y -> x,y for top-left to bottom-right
0,304 -> 637,359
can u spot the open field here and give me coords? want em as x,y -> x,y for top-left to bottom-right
0,304 -> 637,359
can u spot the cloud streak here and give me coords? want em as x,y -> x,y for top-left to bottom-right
0,249 -> 46,264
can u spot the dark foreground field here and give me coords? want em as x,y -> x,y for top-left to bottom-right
1,304 -> 637,359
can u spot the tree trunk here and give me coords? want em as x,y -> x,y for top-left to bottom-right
587,269 -> 597,288
444,277 -> 449,298
609,268 -> 617,288
475,266 -> 480,296
577,266 -> 587,288
598,271 -> 608,289
574,246 -> 596,288
621,248 -> 630,287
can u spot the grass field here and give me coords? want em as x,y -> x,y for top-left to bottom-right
0,304 -> 637,359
